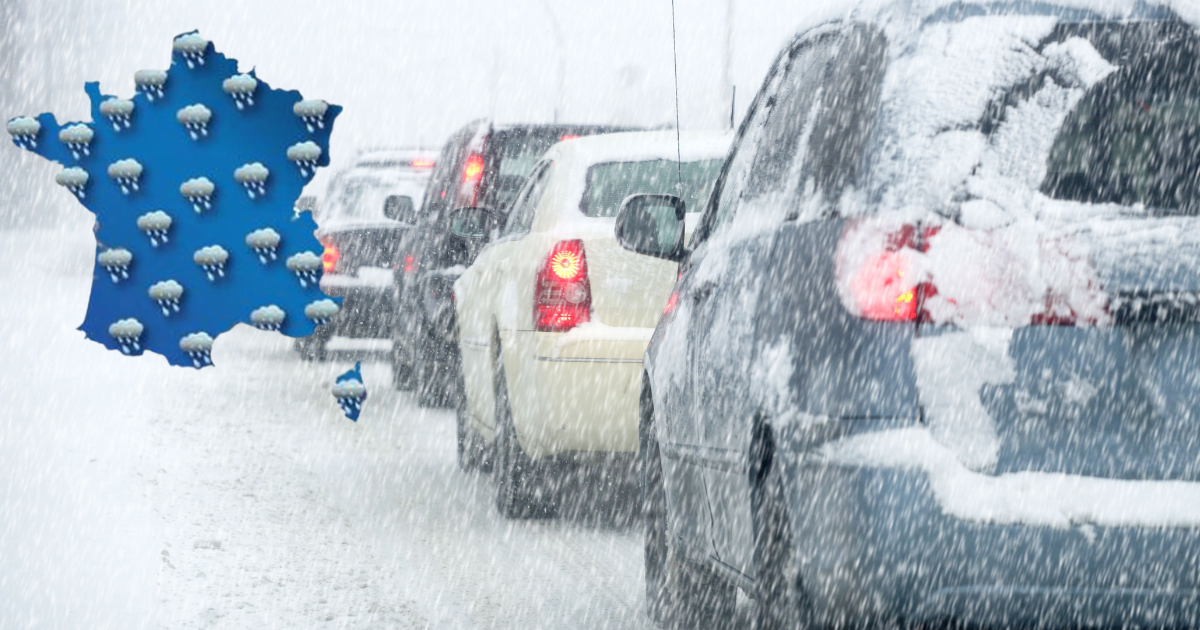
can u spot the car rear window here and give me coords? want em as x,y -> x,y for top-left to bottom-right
329,180 -> 394,221
488,131 -> 566,211
1040,22 -> 1200,215
581,158 -> 724,218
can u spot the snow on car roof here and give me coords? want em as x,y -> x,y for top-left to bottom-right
786,0 -> 1195,37
547,130 -> 732,168
352,147 -> 438,168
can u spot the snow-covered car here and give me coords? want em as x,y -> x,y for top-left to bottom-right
617,4 -> 1200,629
452,131 -> 730,518
392,121 -> 633,406
296,148 -> 435,360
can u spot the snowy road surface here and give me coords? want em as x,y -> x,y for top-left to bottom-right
0,226 -> 711,629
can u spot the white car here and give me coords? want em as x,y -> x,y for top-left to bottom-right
453,131 -> 730,518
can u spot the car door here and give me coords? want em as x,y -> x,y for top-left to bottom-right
654,49 -> 796,560
691,30 -> 870,577
458,160 -> 555,435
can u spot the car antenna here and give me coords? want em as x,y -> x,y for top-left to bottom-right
730,86 -> 736,129
670,0 -> 683,194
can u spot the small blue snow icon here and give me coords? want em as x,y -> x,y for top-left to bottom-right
333,362 -> 366,421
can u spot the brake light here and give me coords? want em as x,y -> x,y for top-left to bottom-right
403,253 -> 416,274
663,269 -> 683,316
536,240 -> 591,332
560,134 -> 580,142
322,242 -> 340,274
411,158 -> 435,168
457,154 -> 485,207
844,222 -> 938,322
462,155 -> 484,183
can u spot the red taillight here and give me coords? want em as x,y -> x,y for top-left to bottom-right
846,223 -> 938,322
663,292 -> 679,316
663,269 -> 683,316
536,240 -> 591,332
322,243 -> 340,274
462,155 -> 484,183
458,154 -> 485,207
560,134 -> 579,142
854,250 -> 919,321
411,159 -> 435,168
403,253 -> 416,274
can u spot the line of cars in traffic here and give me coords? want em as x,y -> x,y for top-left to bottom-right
303,1 -> 1200,627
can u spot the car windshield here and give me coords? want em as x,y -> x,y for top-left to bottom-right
1041,23 -> 1200,214
581,158 -> 723,218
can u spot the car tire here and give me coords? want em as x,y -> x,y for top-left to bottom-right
456,400 -> 492,473
752,430 -> 815,630
415,357 -> 444,407
493,351 -> 557,519
641,385 -> 736,629
416,324 -> 456,408
391,341 -> 414,392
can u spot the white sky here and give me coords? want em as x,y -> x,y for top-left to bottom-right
2,0 -> 853,223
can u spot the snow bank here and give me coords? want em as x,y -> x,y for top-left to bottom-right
821,427 -> 1200,529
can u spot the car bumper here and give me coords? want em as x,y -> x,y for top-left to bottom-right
504,330 -> 649,458
779,431 -> 1200,628
318,275 -> 396,339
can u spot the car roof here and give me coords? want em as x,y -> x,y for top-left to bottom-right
352,147 -> 438,168
544,130 -> 732,168
922,0 -> 1181,24
784,0 -> 1188,48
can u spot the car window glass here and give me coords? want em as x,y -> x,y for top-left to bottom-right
1040,22 -> 1200,215
706,27 -> 887,235
742,41 -> 831,203
803,26 -> 887,211
502,161 -> 553,237
422,126 -> 477,220
582,158 -> 723,217
701,39 -> 827,241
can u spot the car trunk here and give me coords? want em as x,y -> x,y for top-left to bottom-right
324,224 -> 409,275
583,232 -> 678,329
913,217 -> 1200,482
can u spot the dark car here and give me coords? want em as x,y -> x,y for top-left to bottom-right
392,120 -> 632,406
616,3 -> 1200,629
295,148 -> 434,360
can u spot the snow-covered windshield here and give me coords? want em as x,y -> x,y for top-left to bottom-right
581,158 -> 723,217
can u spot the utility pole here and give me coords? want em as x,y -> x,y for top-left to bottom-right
539,0 -> 566,123
723,0 -> 734,129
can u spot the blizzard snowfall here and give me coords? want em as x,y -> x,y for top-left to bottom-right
0,225 -> 704,629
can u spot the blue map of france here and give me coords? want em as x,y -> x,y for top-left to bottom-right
7,32 -> 342,369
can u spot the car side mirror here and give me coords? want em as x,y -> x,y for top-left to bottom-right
384,195 -> 416,224
448,206 -> 494,240
615,194 -> 686,262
